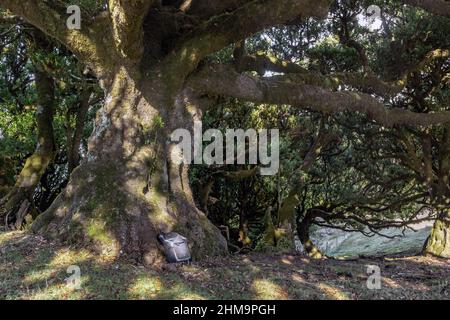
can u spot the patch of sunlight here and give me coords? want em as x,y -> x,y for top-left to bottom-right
292,273 -> 306,284
26,279 -> 88,300
86,219 -> 120,257
180,0 -> 192,11
175,288 -> 206,300
180,264 -> 202,273
149,188 -> 177,228
149,206 -> 176,227
157,283 -> 207,300
23,269 -> 57,285
95,250 -> 120,265
0,230 -> 24,246
31,156 -> 43,167
239,258 -> 260,272
252,279 -> 289,300
190,52 -> 198,62
178,294 -> 206,300
127,275 -> 162,299
49,248 -> 92,267
24,249 -> 91,287
317,283 -> 350,300
299,257 -> 310,264
383,277 -> 401,289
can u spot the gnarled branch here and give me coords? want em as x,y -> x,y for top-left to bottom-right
165,0 -> 331,78
188,64 -> 450,127
179,0 -> 250,18
108,0 -> 156,62
0,0 -> 113,78
235,51 -> 403,97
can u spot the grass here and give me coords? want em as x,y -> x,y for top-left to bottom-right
1,229 -> 449,300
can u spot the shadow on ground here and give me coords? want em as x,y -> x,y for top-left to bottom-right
0,229 -> 449,300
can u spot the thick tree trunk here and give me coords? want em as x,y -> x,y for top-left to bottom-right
296,209 -> 324,259
31,67 -> 227,264
423,135 -> 450,258
424,208 -> 450,258
0,67 -> 55,228
274,191 -> 298,250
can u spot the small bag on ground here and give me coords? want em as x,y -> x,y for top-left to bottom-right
157,232 -> 192,263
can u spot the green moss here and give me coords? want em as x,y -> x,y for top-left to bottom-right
424,214 -> 450,258
86,219 -> 115,245
58,161 -> 126,248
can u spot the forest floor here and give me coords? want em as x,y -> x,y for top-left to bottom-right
1,228 -> 449,300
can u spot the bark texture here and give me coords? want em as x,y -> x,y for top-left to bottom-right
31,67 -> 227,263
424,209 -> 450,258
296,209 -> 324,259
422,127 -> 450,257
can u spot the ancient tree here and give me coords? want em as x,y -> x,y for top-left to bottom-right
1,0 -> 450,263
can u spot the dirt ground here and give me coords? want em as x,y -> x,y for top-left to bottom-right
1,229 -> 449,300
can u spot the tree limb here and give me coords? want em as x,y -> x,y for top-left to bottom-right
235,51 -> 403,97
188,64 -> 450,127
108,0 -> 156,62
179,0 -> 250,18
0,0 -> 113,78
165,0 -> 331,78
234,49 -> 308,75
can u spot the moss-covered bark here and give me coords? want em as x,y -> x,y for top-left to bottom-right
31,67 -> 227,264
423,127 -> 450,258
424,208 -> 450,258
297,210 -> 324,259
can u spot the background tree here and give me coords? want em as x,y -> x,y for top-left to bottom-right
192,0 -> 450,257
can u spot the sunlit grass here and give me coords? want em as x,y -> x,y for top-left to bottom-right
127,275 -> 162,299
1,230 -> 449,300
316,283 -> 350,300
252,279 -> 289,299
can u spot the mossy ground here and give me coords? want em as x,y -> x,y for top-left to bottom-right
1,228 -> 449,300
